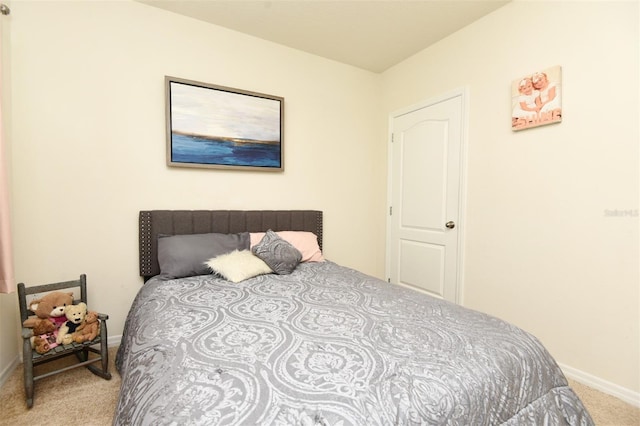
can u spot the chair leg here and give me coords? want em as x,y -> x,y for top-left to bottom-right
22,338 -> 34,408
100,320 -> 110,376
75,349 -> 88,363
86,319 -> 112,380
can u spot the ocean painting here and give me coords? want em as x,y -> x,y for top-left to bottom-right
166,77 -> 284,171
171,133 -> 281,167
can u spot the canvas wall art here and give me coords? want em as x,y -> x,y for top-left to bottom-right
166,76 -> 284,171
511,65 -> 562,131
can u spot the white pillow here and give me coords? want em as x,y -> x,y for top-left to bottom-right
204,250 -> 272,283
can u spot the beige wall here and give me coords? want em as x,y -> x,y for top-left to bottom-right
1,0 -> 638,406
382,0 -> 639,399
0,0 -> 387,380
0,0 -> 18,382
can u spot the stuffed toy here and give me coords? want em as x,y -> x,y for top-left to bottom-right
29,318 -> 58,354
56,302 -> 87,345
32,336 -> 51,355
31,318 -> 56,335
22,291 -> 74,329
73,311 -> 100,343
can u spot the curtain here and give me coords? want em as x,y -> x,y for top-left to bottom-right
0,6 -> 14,294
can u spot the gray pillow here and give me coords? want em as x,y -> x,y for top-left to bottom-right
158,232 -> 250,278
251,229 -> 302,275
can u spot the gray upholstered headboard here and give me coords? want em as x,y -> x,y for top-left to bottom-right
139,210 -> 323,279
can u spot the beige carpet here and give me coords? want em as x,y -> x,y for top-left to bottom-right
0,347 -> 121,426
567,378 -> 640,426
0,347 -> 638,425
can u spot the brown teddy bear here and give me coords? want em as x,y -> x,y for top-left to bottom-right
32,336 -> 51,355
31,318 -> 56,335
73,311 -> 100,343
29,319 -> 57,354
23,291 -> 74,329
56,302 -> 87,345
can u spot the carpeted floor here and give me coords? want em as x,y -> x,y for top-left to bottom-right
0,346 -> 638,425
567,378 -> 640,426
0,347 -> 121,425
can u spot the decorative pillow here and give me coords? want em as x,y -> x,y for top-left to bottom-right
205,250 -> 272,283
251,230 -> 302,275
250,231 -> 324,262
157,232 -> 250,278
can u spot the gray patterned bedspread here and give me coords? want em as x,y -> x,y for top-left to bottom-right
114,261 -> 594,425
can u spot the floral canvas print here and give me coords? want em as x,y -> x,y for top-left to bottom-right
511,65 -> 562,131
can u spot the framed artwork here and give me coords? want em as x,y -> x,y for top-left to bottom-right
511,65 -> 562,131
166,76 -> 284,171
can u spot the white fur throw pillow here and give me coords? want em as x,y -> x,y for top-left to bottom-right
205,250 -> 273,283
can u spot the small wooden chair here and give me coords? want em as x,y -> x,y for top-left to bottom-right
17,274 -> 111,408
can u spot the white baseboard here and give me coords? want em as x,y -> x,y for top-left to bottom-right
560,362 -> 640,408
108,334 -> 122,348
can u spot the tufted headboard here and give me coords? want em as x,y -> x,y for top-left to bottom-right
139,210 -> 323,280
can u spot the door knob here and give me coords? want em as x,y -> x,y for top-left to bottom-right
445,221 -> 455,229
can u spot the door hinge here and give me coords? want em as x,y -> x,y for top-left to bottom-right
389,206 -> 393,215
391,133 -> 394,143
387,278 -> 391,283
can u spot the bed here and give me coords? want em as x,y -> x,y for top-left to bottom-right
114,210 -> 594,425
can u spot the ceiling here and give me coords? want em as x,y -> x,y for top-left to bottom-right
138,0 -> 510,73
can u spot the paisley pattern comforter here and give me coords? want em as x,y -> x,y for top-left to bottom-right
114,261 -> 594,425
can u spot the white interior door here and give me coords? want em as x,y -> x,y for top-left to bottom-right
387,92 -> 465,303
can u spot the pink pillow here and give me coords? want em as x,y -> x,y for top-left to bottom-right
250,231 -> 324,262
